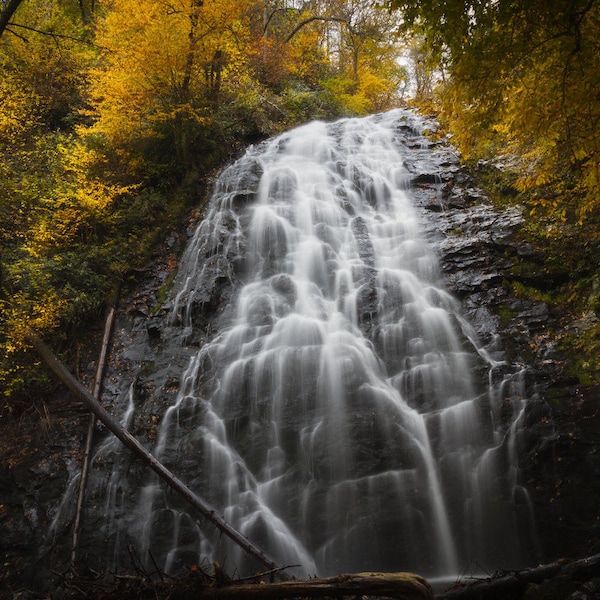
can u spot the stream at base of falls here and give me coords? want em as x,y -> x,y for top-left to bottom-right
64,109 -> 544,580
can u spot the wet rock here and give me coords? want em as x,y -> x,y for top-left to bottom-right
412,172 -> 442,185
351,216 -> 376,269
223,156 -> 263,209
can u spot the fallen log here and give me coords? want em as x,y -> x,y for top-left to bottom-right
197,571 -> 433,600
29,332 -> 287,578
436,553 -> 600,600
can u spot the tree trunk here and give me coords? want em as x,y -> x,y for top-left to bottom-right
71,304 -> 118,566
29,332 -> 287,578
0,0 -> 24,38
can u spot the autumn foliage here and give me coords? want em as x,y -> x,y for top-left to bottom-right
388,0 -> 600,226
0,0 -> 406,399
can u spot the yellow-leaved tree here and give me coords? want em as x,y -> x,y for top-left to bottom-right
260,0 -> 406,117
387,0 -> 600,225
84,0 -> 260,172
0,0 -> 107,396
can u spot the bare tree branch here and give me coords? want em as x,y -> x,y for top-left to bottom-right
262,6 -> 301,36
6,22 -> 97,45
4,25 -> 27,42
284,15 -> 349,43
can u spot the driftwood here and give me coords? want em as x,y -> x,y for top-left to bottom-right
29,333 -> 286,577
436,553 -> 600,599
198,571 -> 433,600
71,305 -> 117,566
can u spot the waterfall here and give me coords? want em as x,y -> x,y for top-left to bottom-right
86,110 -> 537,579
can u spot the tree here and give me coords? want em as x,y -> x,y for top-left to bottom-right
386,0 -> 600,224
259,0 -> 406,115
82,0 -> 260,171
0,0 -> 120,398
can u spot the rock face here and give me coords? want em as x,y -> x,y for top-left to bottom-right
401,126 -> 600,564
1,112 -> 599,594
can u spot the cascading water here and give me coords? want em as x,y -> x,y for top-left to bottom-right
84,109 -> 538,580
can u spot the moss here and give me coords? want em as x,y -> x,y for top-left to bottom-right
496,302 -> 519,326
152,270 -> 177,314
138,361 -> 156,379
510,280 -> 556,305
465,160 -> 522,209
558,320 -> 600,386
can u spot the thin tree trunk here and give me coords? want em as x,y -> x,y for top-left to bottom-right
71,304 -> 117,566
29,332 -> 287,577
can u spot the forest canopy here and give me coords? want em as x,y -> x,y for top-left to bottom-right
1,0 -> 600,399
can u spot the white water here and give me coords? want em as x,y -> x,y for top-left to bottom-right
98,110 -> 535,578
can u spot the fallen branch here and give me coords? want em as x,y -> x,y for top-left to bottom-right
29,332 -> 286,577
436,553 -> 600,599
198,571 -> 433,600
206,571 -> 432,599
